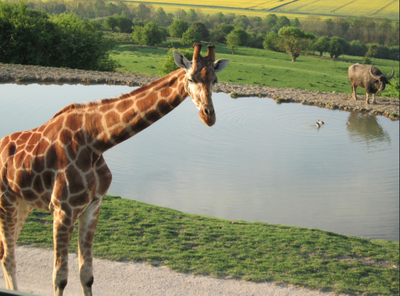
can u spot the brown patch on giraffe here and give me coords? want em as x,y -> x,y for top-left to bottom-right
95,165 -> 111,196
92,139 -> 113,152
121,108 -> 138,124
105,111 -> 121,128
25,144 -> 36,153
65,114 -> 83,131
69,192 -> 90,208
32,155 -> 45,173
14,169 -> 33,189
65,166 -> 85,194
59,129 -> 73,146
131,118 -> 150,134
42,170 -> 54,190
27,133 -> 42,146
34,139 -> 50,156
47,142 -> 69,169
85,113 -> 104,135
21,154 -> 33,172
43,116 -> 65,141
157,99 -> 173,115
21,189 -> 37,201
99,104 -> 114,113
85,173 -> 96,192
136,96 -> 158,113
7,143 -> 16,157
200,67 -> 212,83
170,92 -> 182,107
145,110 -> 162,123
110,126 -> 130,144
16,132 -> 32,146
116,100 -> 134,113
54,172 -> 68,201
76,149 -> 92,173
10,132 -> 22,141
12,151 -> 25,171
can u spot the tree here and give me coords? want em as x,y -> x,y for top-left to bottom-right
327,36 -> 344,58
181,27 -> 202,45
228,26 -> 249,46
135,3 -> 151,22
210,23 -> 234,43
226,32 -> 240,54
153,7 -> 172,27
275,16 -> 290,30
278,27 -> 316,61
115,16 -> 133,33
190,21 -> 209,41
104,16 -> 118,32
133,21 -> 166,46
263,32 -> 281,51
349,40 -> 367,56
291,18 -> 300,27
168,19 -> 189,38
313,36 -> 330,56
264,14 -> 278,31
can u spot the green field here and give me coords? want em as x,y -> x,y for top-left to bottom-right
18,196 -> 399,295
111,40 -> 399,96
124,0 -> 399,20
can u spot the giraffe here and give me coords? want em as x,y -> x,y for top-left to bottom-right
0,44 -> 229,296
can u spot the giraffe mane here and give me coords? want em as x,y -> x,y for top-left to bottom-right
52,69 -> 186,118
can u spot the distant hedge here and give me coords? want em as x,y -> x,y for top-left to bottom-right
0,2 -> 117,71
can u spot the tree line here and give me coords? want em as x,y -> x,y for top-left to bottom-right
21,0 -> 399,61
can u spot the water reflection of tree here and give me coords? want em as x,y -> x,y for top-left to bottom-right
346,112 -> 391,145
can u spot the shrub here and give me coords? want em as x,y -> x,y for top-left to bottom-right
381,73 -> 399,98
0,2 -> 117,71
159,48 -> 193,75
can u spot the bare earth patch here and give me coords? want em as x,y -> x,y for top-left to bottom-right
0,246 -> 348,296
1,63 -> 398,120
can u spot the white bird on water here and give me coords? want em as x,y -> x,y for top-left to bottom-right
316,122 -> 321,128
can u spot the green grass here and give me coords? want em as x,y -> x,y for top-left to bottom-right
110,39 -> 399,96
18,195 -> 399,295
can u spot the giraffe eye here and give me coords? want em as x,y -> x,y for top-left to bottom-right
188,78 -> 194,83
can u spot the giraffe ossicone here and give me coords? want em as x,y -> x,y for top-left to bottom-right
0,43 -> 229,296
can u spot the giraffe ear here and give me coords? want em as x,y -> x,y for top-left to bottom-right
214,59 -> 229,73
173,51 -> 192,70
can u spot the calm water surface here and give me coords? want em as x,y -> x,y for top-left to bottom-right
1,84 -> 398,241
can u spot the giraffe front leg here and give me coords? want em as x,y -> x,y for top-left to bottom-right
53,205 -> 76,296
78,198 -> 102,296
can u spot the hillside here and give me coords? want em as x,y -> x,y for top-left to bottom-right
123,0 -> 399,21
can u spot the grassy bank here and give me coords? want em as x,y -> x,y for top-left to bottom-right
111,40 -> 399,95
19,195 -> 399,295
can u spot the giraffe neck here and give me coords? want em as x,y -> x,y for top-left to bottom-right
84,68 -> 189,153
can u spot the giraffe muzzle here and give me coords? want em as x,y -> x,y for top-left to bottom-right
200,104 -> 216,127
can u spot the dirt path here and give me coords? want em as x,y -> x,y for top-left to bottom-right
0,246 -> 346,296
1,63 -> 398,120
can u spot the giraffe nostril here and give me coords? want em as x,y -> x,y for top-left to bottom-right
204,108 -> 214,116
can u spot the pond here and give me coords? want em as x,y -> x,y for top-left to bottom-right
1,84 -> 398,241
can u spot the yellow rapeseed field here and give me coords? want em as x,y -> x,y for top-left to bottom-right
129,0 -> 399,20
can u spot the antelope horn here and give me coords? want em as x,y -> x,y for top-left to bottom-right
369,66 -> 381,80
386,67 -> 395,80
207,45 -> 216,63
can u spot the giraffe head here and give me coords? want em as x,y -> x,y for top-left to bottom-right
173,44 -> 229,127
